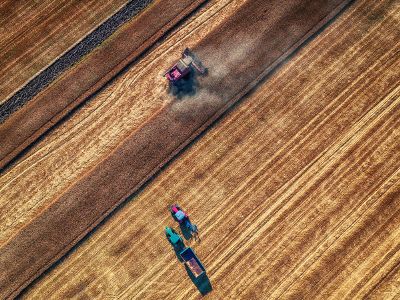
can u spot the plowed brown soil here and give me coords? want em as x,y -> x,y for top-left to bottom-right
0,0 -> 129,103
1,0 -> 399,299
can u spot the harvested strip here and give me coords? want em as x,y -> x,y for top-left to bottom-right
0,0 -> 208,170
20,0 -> 400,298
0,0 -> 352,298
0,0 -> 233,257
0,0 -> 130,103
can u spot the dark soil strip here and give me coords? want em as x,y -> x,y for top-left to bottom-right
0,0 -> 352,298
0,0 -> 153,123
0,0 -> 208,170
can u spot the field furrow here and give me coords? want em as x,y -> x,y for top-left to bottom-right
1,0 -> 399,299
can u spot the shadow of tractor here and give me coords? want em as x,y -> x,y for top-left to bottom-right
179,221 -> 193,240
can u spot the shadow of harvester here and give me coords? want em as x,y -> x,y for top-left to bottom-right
168,66 -> 208,99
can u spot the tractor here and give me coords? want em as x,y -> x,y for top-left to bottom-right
165,226 -> 184,250
169,204 -> 199,240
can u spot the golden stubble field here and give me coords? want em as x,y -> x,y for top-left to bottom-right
0,0 -> 130,103
0,0 -> 399,299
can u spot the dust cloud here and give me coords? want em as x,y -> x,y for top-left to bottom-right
200,32 -> 262,80
171,31 -> 262,114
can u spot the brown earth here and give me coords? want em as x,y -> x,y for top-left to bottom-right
0,0 -> 129,103
0,0 -> 208,170
1,0 -> 400,299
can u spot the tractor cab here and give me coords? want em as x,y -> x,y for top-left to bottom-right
170,204 -> 189,224
165,226 -> 183,247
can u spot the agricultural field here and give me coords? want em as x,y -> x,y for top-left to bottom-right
0,0 -> 399,299
0,0 -> 130,104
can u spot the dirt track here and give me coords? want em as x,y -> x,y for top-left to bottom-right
1,0 -> 400,299
0,0 -> 129,104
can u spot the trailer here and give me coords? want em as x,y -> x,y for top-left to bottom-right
180,247 -> 205,278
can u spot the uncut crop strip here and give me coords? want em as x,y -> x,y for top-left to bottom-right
0,0 -> 130,103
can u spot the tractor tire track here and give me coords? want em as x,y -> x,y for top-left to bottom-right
18,1 -> 400,298
0,0 -> 209,170
0,0 -> 352,298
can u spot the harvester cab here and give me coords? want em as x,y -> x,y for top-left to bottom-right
164,48 -> 206,83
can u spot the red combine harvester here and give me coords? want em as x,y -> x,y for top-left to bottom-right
164,48 -> 206,83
